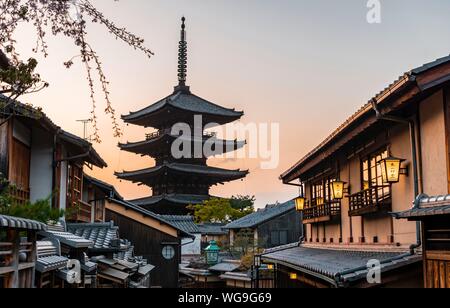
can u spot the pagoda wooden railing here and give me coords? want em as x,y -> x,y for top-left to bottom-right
349,185 -> 391,216
302,201 -> 341,224
145,130 -> 217,141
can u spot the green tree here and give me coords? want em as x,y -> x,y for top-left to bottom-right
189,196 -> 255,224
230,195 -> 255,216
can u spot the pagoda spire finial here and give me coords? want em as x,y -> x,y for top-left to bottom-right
177,16 -> 188,88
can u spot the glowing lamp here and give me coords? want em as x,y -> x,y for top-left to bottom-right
295,196 -> 306,212
332,181 -> 347,200
380,157 -> 406,184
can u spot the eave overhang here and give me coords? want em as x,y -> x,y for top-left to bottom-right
119,134 -> 246,157
115,163 -> 248,186
121,91 -> 244,128
281,55 -> 450,183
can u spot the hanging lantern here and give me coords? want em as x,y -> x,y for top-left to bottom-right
205,240 -> 220,265
332,181 -> 347,200
380,157 -> 406,184
267,264 -> 274,270
295,196 -> 306,212
290,273 -> 298,280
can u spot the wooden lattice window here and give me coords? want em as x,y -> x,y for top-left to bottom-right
67,163 -> 83,210
361,148 -> 390,197
8,138 -> 31,205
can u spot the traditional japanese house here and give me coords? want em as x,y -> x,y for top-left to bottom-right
0,214 -> 46,288
82,174 -> 122,223
393,194 -> 450,288
159,215 -> 202,256
104,198 -> 195,288
225,200 -> 302,249
260,55 -> 450,288
197,223 -> 229,249
0,94 -> 107,223
116,18 -> 248,215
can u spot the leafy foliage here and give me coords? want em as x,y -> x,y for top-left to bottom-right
0,0 -> 154,142
0,178 -> 64,223
189,196 -> 255,224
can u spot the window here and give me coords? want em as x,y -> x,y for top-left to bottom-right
67,163 -> 83,209
361,148 -> 390,197
162,246 -> 175,260
311,177 -> 338,206
8,138 -> 31,205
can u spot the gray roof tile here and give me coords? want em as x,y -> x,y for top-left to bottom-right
224,200 -> 295,229
261,246 -> 421,286
122,92 -> 243,121
392,194 -> 450,219
0,214 -> 47,231
158,215 -> 201,234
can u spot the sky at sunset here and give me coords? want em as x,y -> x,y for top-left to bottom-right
12,0 -> 450,208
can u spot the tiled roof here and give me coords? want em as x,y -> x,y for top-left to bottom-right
108,198 -> 195,239
224,200 -> 295,229
130,194 -> 211,207
158,215 -> 201,234
119,134 -> 246,157
116,163 -> 248,182
392,194 -> 450,219
67,222 -> 120,251
83,174 -> 123,200
122,91 -> 243,122
261,245 -> 421,287
197,223 -> 228,235
281,55 -> 450,182
209,262 -> 241,273
0,215 -> 47,231
40,230 -> 94,249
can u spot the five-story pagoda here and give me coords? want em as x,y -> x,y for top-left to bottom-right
116,18 -> 248,215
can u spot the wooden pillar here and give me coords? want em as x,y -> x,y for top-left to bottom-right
5,229 -> 19,288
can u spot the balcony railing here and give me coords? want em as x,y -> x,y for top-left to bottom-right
302,201 -> 341,224
349,185 -> 391,216
67,200 -> 92,223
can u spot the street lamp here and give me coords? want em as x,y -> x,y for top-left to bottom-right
380,156 -> 407,184
205,240 -> 220,265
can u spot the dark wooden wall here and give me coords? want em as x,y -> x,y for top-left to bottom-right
105,210 -> 181,288
257,210 -> 302,248
423,215 -> 450,288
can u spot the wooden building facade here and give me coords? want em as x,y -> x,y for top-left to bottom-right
0,94 -> 107,223
394,195 -> 450,288
225,200 -> 302,249
260,55 -> 450,288
105,198 -> 194,288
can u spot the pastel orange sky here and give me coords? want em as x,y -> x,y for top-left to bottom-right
12,0 -> 450,208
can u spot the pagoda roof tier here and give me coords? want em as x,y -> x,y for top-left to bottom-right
130,194 -> 211,207
121,90 -> 244,128
129,194 -> 213,215
115,163 -> 248,187
119,132 -> 246,157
